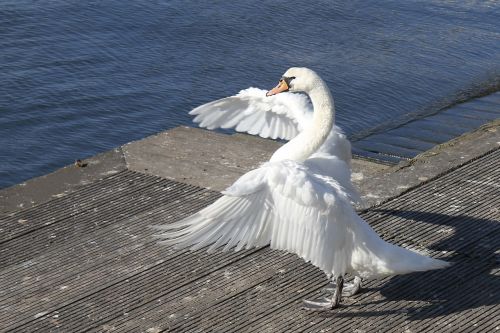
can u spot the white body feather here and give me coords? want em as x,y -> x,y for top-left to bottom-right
156,67 -> 448,279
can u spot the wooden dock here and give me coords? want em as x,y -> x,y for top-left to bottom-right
1,125 -> 499,332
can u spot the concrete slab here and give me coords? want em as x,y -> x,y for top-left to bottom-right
1,120 -> 498,217
355,119 -> 500,207
121,120 -> 499,208
123,126 -> 280,191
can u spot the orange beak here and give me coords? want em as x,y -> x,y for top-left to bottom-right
266,79 -> 289,96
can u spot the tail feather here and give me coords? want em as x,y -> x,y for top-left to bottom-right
349,213 -> 450,278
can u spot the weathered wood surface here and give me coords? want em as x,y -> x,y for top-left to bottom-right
1,149 -> 498,332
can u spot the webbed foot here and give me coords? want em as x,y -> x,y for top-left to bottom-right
302,276 -> 344,311
326,275 -> 361,296
342,276 -> 362,296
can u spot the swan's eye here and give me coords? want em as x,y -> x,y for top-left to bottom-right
281,76 -> 296,88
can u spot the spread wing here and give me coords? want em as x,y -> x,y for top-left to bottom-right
154,160 -> 448,277
154,160 -> 352,274
190,88 -> 313,140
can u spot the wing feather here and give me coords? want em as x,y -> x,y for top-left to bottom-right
189,88 -> 312,140
154,160 -> 352,274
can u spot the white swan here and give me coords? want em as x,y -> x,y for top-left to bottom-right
189,75 -> 359,204
155,67 -> 449,310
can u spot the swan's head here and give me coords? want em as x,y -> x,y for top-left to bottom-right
266,67 -> 320,96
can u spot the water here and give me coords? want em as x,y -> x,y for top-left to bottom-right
1,0 -> 499,189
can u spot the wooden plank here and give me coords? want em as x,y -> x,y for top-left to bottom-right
0,176 -> 205,268
0,186 -> 213,301
1,144 -> 498,332
1,183 -> 218,329
0,171 -> 159,242
9,249 -> 296,332
89,251 -> 309,333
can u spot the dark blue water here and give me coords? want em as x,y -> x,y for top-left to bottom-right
1,0 -> 499,189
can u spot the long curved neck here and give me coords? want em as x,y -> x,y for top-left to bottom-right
270,81 -> 335,162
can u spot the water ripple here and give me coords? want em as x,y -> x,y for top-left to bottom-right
1,0 -> 499,188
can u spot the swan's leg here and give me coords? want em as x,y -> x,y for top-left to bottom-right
331,275 -> 343,306
326,275 -> 362,296
302,275 -> 344,311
